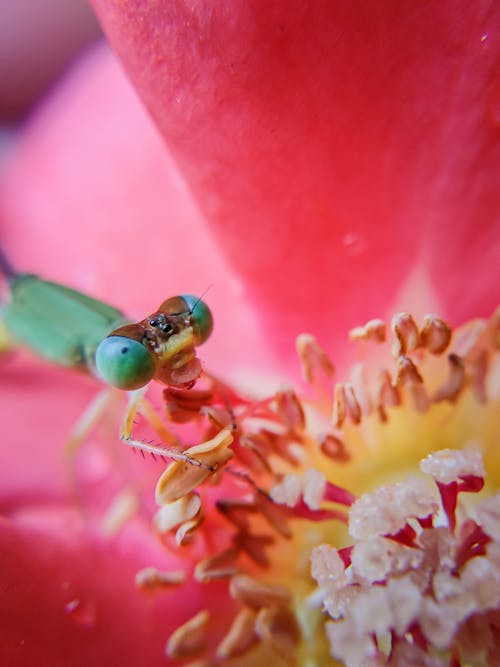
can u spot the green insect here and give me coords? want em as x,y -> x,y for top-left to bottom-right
0,249 -> 213,466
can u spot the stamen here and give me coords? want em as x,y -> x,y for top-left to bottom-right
155,428 -> 233,504
275,388 -> 306,432
419,314 -> 452,354
350,535 -> 424,582
302,469 -> 327,510
270,469 -> 328,510
216,498 -> 256,530
291,499 -> 348,524
349,363 -> 372,415
391,312 -> 420,356
318,432 -> 351,462
310,544 -> 348,590
432,353 -> 465,403
375,368 -> 401,421
323,482 -> 356,507
296,333 -> 335,383
349,477 -> 438,540
419,448 -> 485,485
255,606 -> 301,658
395,355 -> 429,412
135,567 -> 186,590
312,446 -> 500,664
489,305 -> 500,348
253,491 -> 292,538
195,548 -> 240,582
229,574 -> 292,610
326,619 -> 375,664
332,382 -> 362,427
476,493 -> 500,541
467,347 -> 489,403
349,318 -> 386,343
128,305 -> 498,665
216,608 -> 258,658
154,493 -> 202,533
232,531 -> 274,567
166,610 -> 210,659
238,433 -> 273,473
200,405 -> 233,428
269,474 -> 302,508
454,519 -> 491,569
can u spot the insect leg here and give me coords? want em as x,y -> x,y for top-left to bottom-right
120,389 -> 214,470
64,386 -> 122,517
138,395 -> 180,446
65,386 -> 118,457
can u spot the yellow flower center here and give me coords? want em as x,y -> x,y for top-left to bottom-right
136,307 -> 499,666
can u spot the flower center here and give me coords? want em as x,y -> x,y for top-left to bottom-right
135,307 -> 499,665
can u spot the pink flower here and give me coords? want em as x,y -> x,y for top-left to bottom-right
1,3 -> 499,665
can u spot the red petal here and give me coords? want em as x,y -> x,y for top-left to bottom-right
0,45 -> 282,378
91,1 -> 500,359
0,509 -> 236,666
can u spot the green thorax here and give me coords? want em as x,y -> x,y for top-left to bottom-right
2,274 -> 126,372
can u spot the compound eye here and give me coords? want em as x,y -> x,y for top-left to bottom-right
159,322 -> 174,335
95,336 -> 156,390
180,294 -> 214,345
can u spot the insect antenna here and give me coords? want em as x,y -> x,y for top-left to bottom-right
187,284 -> 213,315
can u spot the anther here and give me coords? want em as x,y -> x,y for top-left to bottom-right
332,383 -> 362,428
432,354 -> 466,404
319,432 -> 351,462
375,368 -> 401,422
487,305 -> 500,349
232,531 -> 274,567
155,428 -> 233,505
349,318 -> 386,343
165,610 -> 210,659
216,608 -> 258,659
255,606 -> 301,658
419,315 -> 452,355
153,493 -> 202,534
229,574 -> 292,609
395,356 -> 429,412
275,388 -> 306,432
391,312 -> 420,357
194,548 -> 240,582
296,333 -> 335,383
135,567 -> 186,590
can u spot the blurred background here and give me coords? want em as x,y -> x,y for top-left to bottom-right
0,0 -> 274,384
0,0 -> 101,125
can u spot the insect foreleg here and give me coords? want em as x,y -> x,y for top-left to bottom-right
120,389 -> 214,470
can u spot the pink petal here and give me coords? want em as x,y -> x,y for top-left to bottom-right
0,508 -> 234,666
0,44 -> 281,378
91,1 -> 500,348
